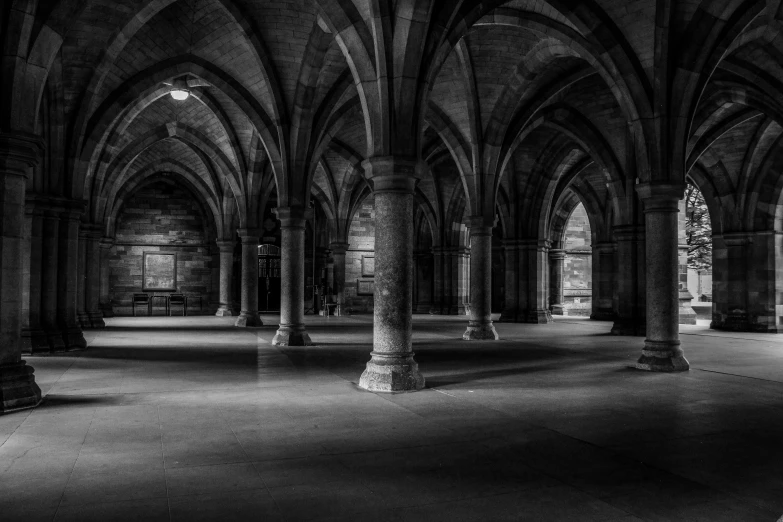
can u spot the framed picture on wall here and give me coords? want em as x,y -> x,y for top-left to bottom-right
143,252 -> 177,291
361,255 -> 375,277
357,279 -> 375,296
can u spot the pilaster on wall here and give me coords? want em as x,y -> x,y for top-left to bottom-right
611,225 -> 646,336
99,237 -> 115,318
499,240 -> 520,322
591,242 -> 616,321
520,239 -> 553,324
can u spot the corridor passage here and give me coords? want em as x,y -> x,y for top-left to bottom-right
1,317 -> 782,521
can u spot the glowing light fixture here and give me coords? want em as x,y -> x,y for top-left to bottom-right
170,88 -> 190,101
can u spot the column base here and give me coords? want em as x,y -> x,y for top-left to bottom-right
498,308 -> 518,322
215,307 -> 234,317
62,327 -> 87,351
415,303 -> 431,314
359,352 -> 425,392
550,304 -> 566,316
428,307 -> 442,315
21,328 -> 50,355
590,310 -> 616,321
525,309 -> 552,324
679,305 -> 697,325
88,312 -> 105,329
272,324 -> 312,346
46,329 -> 67,351
463,321 -> 499,340
100,303 -> 114,318
611,318 -> 646,336
78,313 -> 91,329
0,361 -> 42,413
635,340 -> 690,371
234,312 -> 263,327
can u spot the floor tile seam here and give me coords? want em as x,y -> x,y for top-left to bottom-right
679,331 -> 783,343
156,405 -> 173,522
37,355 -> 81,402
693,368 -> 783,385
52,404 -> 99,521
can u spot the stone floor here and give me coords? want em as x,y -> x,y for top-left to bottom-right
2,315 -> 783,521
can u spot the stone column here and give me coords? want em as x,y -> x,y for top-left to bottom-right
430,246 -> 445,314
330,241 -> 349,316
0,132 -> 43,412
58,203 -> 87,350
414,252 -> 432,313
500,240 -> 520,322
77,230 -> 89,328
678,198 -> 697,324
611,225 -> 646,335
99,237 -> 114,318
456,247 -> 470,315
215,239 -> 235,316
273,207 -> 313,346
591,242 -> 616,320
83,226 -> 105,328
520,239 -> 553,323
359,157 -> 425,392
636,184 -> 689,371
234,229 -> 262,327
746,231 -> 783,332
549,248 -> 566,316
22,201 -> 48,353
463,218 -> 499,340
41,206 -> 66,350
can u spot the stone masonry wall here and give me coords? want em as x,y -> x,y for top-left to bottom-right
345,196 -> 375,313
109,181 -> 215,315
563,204 -> 592,314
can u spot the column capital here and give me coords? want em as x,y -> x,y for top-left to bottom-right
636,182 -> 683,213
362,156 -> 423,193
612,225 -> 645,241
720,231 -> 752,246
466,215 -> 497,234
0,131 -> 45,176
60,199 -> 86,222
329,241 -> 349,255
594,241 -> 616,253
519,238 -> 551,251
99,236 -> 115,250
549,248 -> 567,260
274,206 -> 312,228
215,239 -> 235,252
236,228 -> 261,242
79,223 -> 103,240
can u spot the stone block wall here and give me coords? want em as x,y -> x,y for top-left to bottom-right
108,181 -> 216,315
563,204 -> 592,314
345,197 -> 375,313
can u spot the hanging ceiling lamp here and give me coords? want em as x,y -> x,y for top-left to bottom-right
169,77 -> 190,101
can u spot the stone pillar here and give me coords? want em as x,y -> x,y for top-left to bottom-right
611,225 -> 646,335
499,240 -> 520,322
414,252 -> 432,313
41,207 -> 66,350
591,242 -> 616,320
234,230 -> 262,327
430,246 -> 445,314
22,202 -> 48,353
636,184 -> 689,371
77,230 -> 89,328
58,203 -> 87,350
83,226 -> 105,328
215,239 -> 235,316
746,231 -> 783,332
330,241 -> 349,316
98,237 -> 114,318
549,248 -> 566,316
520,239 -> 553,323
463,218 -> 498,340
359,157 -> 425,392
273,207 -> 313,346
678,199 -> 697,324
0,132 -> 43,412
456,247 -> 470,315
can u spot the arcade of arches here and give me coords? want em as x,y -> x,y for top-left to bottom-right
3,0 -> 783,403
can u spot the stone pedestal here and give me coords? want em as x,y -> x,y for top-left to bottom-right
58,203 -> 87,350
636,184 -> 689,371
0,132 -> 43,412
234,230 -> 262,327
215,239 -> 235,316
463,218 -> 498,340
359,157 -> 425,392
330,241 -> 349,316
272,208 -> 312,346
22,202 -> 48,353
591,242 -> 616,320
549,248 -> 566,316
98,237 -> 114,318
83,226 -> 105,328
499,240 -> 520,322
611,225 -> 646,335
41,208 -> 66,350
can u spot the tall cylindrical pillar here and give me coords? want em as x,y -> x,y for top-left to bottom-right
77,230 -> 90,328
83,226 -> 105,328
611,225 -> 646,335
636,184 -> 689,371
0,132 -> 43,412
591,242 -> 616,320
359,157 -> 424,392
330,241 -> 349,316
99,237 -> 114,318
499,240 -> 520,322
41,207 -> 66,350
463,218 -> 498,340
549,248 -> 566,316
22,201 -> 48,353
430,246 -> 445,314
234,230 -> 262,327
58,203 -> 87,350
273,207 -> 312,346
215,239 -> 235,316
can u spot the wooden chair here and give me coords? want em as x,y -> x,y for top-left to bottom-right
132,293 -> 150,316
169,293 -> 186,316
